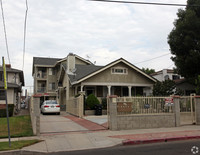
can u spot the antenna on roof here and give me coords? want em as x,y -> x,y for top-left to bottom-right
86,55 -> 90,59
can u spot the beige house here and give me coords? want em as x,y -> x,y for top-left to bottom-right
33,53 -> 156,109
0,65 -> 24,111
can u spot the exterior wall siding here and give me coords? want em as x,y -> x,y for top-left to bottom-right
83,63 -> 154,85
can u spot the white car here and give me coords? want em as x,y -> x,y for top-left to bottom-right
41,100 -> 60,115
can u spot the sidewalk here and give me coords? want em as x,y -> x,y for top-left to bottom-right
0,115 -> 200,154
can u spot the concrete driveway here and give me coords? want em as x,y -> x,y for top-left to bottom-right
40,113 -> 87,134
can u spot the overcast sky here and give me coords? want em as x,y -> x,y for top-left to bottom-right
0,0 -> 186,92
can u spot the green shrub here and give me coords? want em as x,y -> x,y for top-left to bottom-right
102,98 -> 107,110
0,104 -> 14,117
86,94 -> 100,110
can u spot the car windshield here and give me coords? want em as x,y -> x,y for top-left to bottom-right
45,100 -> 57,104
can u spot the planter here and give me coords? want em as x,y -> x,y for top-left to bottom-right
85,110 -> 95,115
84,109 -> 107,116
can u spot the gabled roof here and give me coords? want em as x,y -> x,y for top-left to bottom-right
56,54 -> 92,65
0,81 -> 22,89
0,67 -> 24,86
33,57 -> 62,66
68,64 -> 103,83
70,58 -> 157,85
0,66 -> 22,73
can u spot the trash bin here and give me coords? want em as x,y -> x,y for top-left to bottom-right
95,104 -> 102,115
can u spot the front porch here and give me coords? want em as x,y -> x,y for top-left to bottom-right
74,84 -> 153,98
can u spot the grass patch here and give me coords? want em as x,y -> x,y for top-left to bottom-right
0,115 -> 33,138
0,139 -> 41,151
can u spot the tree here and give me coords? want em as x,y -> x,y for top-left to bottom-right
153,80 -> 176,96
168,0 -> 200,94
141,67 -> 155,75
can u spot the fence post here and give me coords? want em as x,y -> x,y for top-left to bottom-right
173,96 -> 180,127
194,96 -> 200,125
108,95 -> 118,130
32,96 -> 40,136
79,94 -> 84,118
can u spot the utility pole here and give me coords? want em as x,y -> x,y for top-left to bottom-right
2,56 -> 11,147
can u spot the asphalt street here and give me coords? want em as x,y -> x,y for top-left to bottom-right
20,139 -> 200,155
48,139 -> 200,155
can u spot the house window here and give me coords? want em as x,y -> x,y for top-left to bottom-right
49,83 -> 55,91
172,75 -> 180,80
111,68 -> 128,74
0,90 -> 5,100
0,72 -> 3,81
164,75 -> 169,80
49,68 -> 55,75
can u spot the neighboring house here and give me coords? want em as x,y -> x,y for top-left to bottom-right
150,69 -> 182,81
151,69 -> 196,95
0,64 -> 24,111
32,53 -> 156,109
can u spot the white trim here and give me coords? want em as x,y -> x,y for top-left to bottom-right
81,82 -> 153,87
35,65 -> 54,67
72,59 -> 156,85
111,67 -> 128,75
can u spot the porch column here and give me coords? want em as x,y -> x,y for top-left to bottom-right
128,86 -> 132,97
107,85 -> 111,96
75,86 -> 77,95
81,85 -> 84,92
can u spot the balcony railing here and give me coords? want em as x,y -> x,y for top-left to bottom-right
36,72 -> 47,79
37,87 -> 46,93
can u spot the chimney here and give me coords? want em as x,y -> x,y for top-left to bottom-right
67,53 -> 75,75
6,64 -> 11,68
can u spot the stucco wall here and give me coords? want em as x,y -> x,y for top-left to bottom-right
116,114 -> 175,130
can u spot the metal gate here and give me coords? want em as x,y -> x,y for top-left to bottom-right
180,95 -> 196,125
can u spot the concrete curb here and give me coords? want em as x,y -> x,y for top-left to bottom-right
0,150 -> 47,155
122,136 -> 200,145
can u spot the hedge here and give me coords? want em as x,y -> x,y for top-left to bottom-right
85,94 -> 100,110
0,104 -> 14,117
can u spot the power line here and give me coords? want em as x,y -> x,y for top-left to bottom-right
89,0 -> 199,7
134,53 -> 170,65
0,0 -> 11,64
22,0 -> 28,71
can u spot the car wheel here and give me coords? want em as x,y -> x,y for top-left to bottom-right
57,112 -> 60,115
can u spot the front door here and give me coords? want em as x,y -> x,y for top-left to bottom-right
86,87 -> 95,96
114,86 -> 121,97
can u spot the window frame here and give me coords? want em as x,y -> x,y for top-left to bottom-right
111,67 -> 128,75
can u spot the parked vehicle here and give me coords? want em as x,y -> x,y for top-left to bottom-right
41,100 -> 60,115
21,101 -> 26,109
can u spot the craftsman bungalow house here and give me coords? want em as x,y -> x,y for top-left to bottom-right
32,53 -> 156,108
